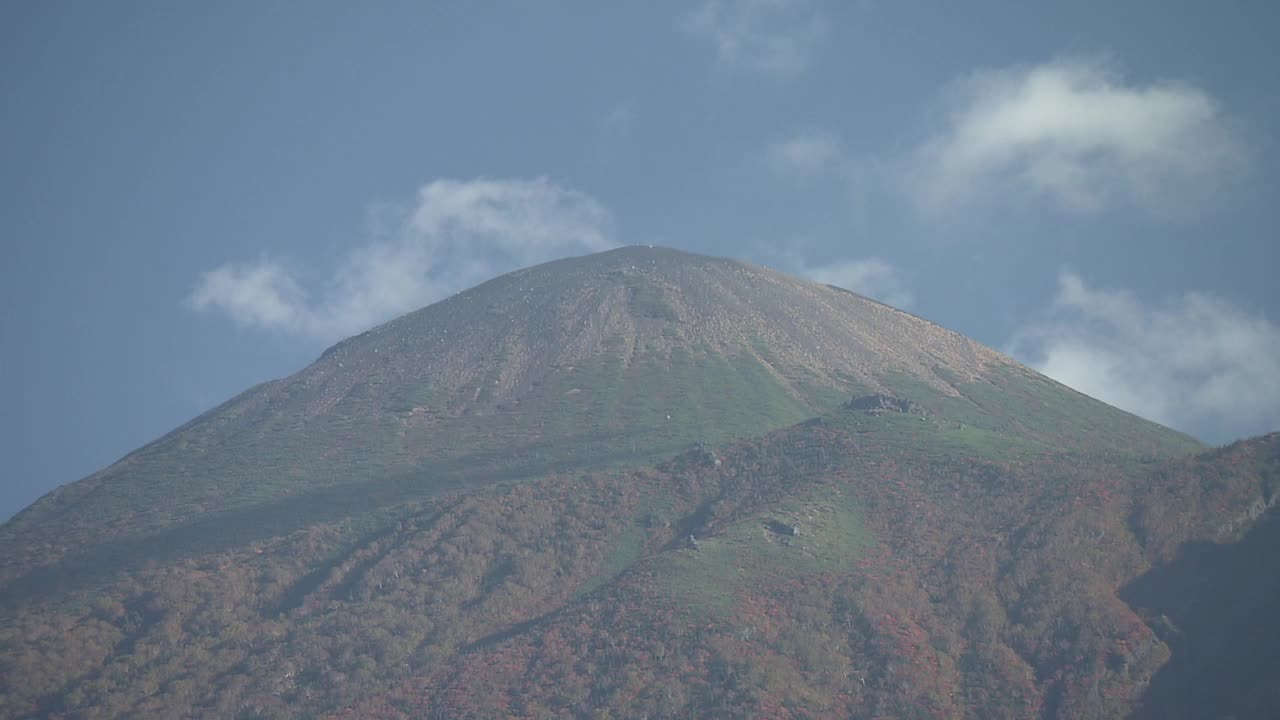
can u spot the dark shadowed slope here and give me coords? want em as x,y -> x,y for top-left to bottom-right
1123,434 -> 1280,719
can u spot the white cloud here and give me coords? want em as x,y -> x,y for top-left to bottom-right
802,258 -> 913,309
188,261 -> 306,330
1008,271 -> 1280,442
188,178 -> 615,341
912,57 -> 1241,215
679,0 -> 827,77
765,129 -> 843,179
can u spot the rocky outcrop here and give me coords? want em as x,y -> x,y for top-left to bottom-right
847,394 -> 925,415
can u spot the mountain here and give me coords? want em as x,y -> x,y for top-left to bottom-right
0,246 -> 1274,719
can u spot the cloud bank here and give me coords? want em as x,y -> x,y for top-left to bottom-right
679,0 -> 827,77
802,258 -> 913,309
913,57 -> 1241,215
188,178 -> 615,341
1009,271 -> 1280,443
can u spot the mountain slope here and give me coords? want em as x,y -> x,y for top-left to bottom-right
2,246 -> 1261,720
356,429 -> 1277,720
0,403 -> 1269,719
0,247 -> 1198,590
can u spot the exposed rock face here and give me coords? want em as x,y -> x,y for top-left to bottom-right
847,393 -> 925,415
765,519 -> 801,536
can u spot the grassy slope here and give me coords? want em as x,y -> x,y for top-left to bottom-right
657,490 -> 871,617
0,339 -> 844,598
878,365 -> 1204,459
364,411 -> 1266,719
0,394 -> 1265,719
0,246 -> 1201,594
0,329 -> 1205,615
0,246 -> 1230,719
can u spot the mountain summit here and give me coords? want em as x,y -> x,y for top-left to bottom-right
2,247 -> 1274,719
0,247 -> 1194,574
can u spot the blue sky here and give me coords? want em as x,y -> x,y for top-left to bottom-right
4,1 -> 1279,520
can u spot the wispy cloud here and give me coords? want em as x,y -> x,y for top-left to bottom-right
188,178 -> 615,341
679,0 -> 827,77
911,57 -> 1242,215
188,261 -> 307,330
1008,271 -> 1280,443
765,128 -> 843,180
802,258 -> 913,309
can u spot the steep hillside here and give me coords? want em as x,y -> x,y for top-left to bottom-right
0,401 -> 1270,719
2,246 -> 1256,720
0,247 -> 1197,592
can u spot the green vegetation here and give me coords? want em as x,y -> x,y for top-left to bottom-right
875,366 -> 1205,459
1,247 -> 1266,720
827,407 -> 1047,462
1,390 -> 1274,719
660,492 -> 871,617
504,341 -> 837,473
577,523 -> 648,598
